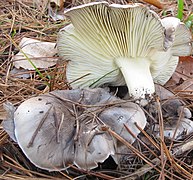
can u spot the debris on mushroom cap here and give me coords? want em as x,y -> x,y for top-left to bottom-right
150,17 -> 192,85
99,100 -> 147,164
57,2 -> 166,99
3,88 -> 147,171
74,121 -> 115,170
162,17 -> 192,54
13,95 -> 76,171
153,84 -> 186,117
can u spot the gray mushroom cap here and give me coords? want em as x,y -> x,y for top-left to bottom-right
3,88 -> 147,171
100,102 -> 146,144
57,2 -> 192,99
147,84 -> 193,140
154,117 -> 193,140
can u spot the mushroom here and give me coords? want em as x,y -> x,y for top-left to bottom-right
146,84 -> 193,140
57,2 -> 192,99
154,118 -> 193,140
150,17 -> 192,85
99,101 -> 147,164
100,102 -> 146,145
3,88 -> 146,171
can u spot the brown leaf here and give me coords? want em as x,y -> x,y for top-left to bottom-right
177,56 -> 193,78
12,37 -> 58,70
165,56 -> 193,93
50,0 -> 64,10
141,0 -> 164,9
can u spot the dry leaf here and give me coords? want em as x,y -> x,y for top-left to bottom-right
174,79 -> 193,97
177,56 -> 193,78
12,37 -> 58,70
140,0 -> 164,9
10,68 -> 31,79
165,56 -> 193,97
2,102 -> 16,142
50,0 -> 64,9
49,0 -> 65,21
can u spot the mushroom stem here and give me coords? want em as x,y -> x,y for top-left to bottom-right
115,57 -> 155,99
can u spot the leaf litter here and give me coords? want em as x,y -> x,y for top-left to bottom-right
12,37 -> 58,70
0,0 -> 193,179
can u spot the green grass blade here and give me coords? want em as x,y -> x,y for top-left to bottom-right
89,68 -> 119,88
8,36 -> 50,87
177,0 -> 184,20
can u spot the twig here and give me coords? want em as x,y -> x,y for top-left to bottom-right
105,127 -> 162,173
172,140 -> 193,156
139,0 -> 164,9
73,104 -> 80,141
70,165 -> 115,180
57,112 -> 65,143
156,97 -> 166,180
27,105 -> 52,148
53,106 -> 60,143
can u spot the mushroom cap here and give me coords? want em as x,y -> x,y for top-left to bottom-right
57,2 -> 166,89
99,102 -> 147,144
14,95 -> 76,171
150,17 -> 192,85
4,88 -> 147,171
58,2 -> 192,99
154,118 -> 193,140
146,84 -> 193,140
13,88 -> 117,171
74,122 -> 115,170
148,84 -> 191,118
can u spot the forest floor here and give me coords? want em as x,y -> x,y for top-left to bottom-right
0,0 -> 193,179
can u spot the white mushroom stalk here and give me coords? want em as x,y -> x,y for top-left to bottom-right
57,2 -> 192,99
115,57 -> 154,98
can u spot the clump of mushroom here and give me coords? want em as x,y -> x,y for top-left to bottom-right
3,88 -> 146,171
57,2 -> 192,100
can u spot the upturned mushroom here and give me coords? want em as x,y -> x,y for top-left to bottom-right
3,88 -> 146,171
57,2 -> 192,99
